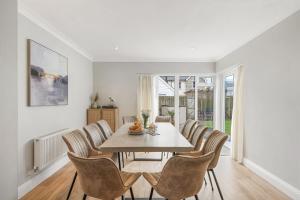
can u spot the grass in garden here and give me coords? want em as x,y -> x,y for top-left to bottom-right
225,119 -> 231,135
203,119 -> 232,135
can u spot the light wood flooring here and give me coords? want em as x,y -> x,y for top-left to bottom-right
21,153 -> 290,200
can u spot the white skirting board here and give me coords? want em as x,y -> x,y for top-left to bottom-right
243,159 -> 300,200
18,156 -> 69,199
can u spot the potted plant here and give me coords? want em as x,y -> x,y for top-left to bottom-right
90,93 -> 99,108
168,110 -> 175,125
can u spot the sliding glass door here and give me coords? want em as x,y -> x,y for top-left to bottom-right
156,76 -> 175,124
178,76 -> 196,130
197,77 -> 214,130
224,74 -> 234,139
155,75 -> 215,130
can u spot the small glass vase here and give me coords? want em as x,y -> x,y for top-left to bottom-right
143,117 -> 149,128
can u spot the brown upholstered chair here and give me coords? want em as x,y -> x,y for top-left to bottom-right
122,116 -> 137,124
181,119 -> 197,139
155,116 -> 172,123
83,124 -> 117,162
182,130 -> 228,200
83,123 -> 106,149
177,125 -> 208,155
202,130 -> 228,200
68,152 -> 141,200
62,129 -> 116,200
143,152 -> 214,200
97,120 -> 127,167
97,120 -> 113,139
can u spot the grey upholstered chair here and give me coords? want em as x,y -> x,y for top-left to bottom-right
143,152 -> 214,200
68,152 -> 141,200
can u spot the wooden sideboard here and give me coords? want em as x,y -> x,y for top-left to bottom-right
87,108 -> 119,132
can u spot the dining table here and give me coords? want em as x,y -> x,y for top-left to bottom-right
100,122 -> 194,170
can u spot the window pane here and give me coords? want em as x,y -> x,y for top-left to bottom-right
224,75 -> 234,136
199,77 -> 213,84
197,81 -> 214,130
157,76 -> 175,125
179,76 -> 195,130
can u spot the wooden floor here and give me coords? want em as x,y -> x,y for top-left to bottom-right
21,153 -> 290,200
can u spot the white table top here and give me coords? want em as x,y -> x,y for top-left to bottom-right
100,123 -> 194,152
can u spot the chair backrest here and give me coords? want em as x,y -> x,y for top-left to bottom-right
97,120 -> 113,139
156,152 -> 214,199
62,130 -> 92,158
181,119 -> 197,139
189,125 -> 208,151
201,130 -> 228,169
122,116 -> 137,124
67,152 -> 125,199
155,116 -> 172,123
83,124 -> 106,149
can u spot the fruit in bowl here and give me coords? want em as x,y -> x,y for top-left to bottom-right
129,120 -> 143,133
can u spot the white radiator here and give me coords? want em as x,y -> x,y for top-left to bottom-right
34,129 -> 72,172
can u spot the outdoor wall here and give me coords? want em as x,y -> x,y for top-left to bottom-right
216,10 -> 300,191
93,62 -> 215,125
18,13 -> 93,190
0,0 -> 18,199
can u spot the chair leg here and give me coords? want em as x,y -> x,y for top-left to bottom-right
130,187 -> 135,200
149,187 -> 154,200
66,171 -> 77,200
122,152 -> 125,168
82,194 -> 87,200
118,152 -> 122,170
121,195 -> 124,200
207,170 -> 214,191
204,177 -> 207,186
195,195 -> 199,200
211,169 -> 224,200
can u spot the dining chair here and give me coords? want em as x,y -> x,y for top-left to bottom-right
62,129 -> 115,200
83,123 -> 106,149
143,152 -> 215,200
178,125 -> 208,155
97,120 -> 113,139
183,130 -> 228,200
181,119 -> 197,139
155,115 -> 172,123
68,152 -> 141,200
122,116 -> 138,158
123,115 -> 137,124
83,123 -> 118,162
97,119 -> 126,167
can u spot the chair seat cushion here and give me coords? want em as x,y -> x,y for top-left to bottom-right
143,172 -> 161,186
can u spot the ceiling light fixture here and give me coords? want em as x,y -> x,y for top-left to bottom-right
114,46 -> 119,51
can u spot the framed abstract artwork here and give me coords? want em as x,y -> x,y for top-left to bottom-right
28,39 -> 68,106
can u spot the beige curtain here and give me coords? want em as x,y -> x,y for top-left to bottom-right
231,66 -> 245,163
137,75 -> 154,121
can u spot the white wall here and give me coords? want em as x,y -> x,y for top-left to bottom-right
17,14 -> 93,187
93,62 -> 215,125
0,0 -> 18,199
216,11 -> 300,191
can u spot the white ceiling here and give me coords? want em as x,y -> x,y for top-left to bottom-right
19,0 -> 300,62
